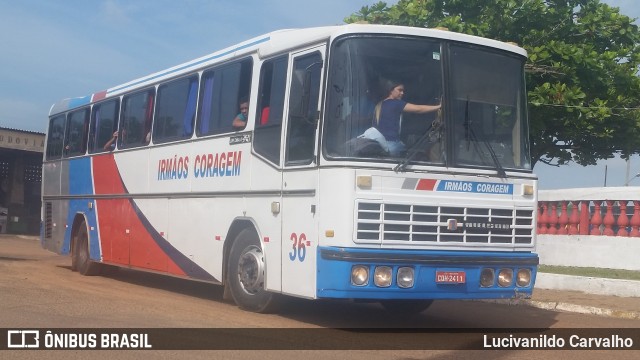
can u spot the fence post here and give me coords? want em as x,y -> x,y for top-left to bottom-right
579,200 -> 590,235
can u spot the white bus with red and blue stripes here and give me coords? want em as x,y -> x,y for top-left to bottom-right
42,24 -> 538,313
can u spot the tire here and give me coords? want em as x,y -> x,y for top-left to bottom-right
380,299 -> 434,315
73,222 -> 100,276
226,228 -> 280,313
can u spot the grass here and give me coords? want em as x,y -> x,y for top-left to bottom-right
539,265 -> 640,281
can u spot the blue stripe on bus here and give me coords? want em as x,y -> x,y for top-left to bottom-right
108,36 -> 271,94
316,246 -> 537,300
62,158 -> 100,261
69,156 -> 95,195
68,95 -> 92,109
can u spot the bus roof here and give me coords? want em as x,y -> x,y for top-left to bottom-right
49,24 -> 527,116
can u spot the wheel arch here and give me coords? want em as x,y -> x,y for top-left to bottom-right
222,217 -> 261,285
70,212 -> 90,258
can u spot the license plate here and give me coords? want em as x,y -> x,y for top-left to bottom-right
436,271 -> 466,284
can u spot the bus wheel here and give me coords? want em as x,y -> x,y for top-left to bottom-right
227,229 -> 279,313
380,299 -> 433,315
73,222 -> 99,276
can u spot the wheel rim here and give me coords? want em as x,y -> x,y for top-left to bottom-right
237,246 -> 265,295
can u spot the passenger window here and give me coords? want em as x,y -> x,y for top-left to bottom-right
89,99 -> 120,153
64,108 -> 89,157
46,115 -> 66,160
253,56 -> 288,165
119,89 -> 155,149
154,75 -> 198,143
197,58 -> 252,136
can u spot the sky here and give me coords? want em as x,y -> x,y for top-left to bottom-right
0,0 -> 638,189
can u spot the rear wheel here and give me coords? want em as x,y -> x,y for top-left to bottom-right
380,299 -> 434,315
226,229 -> 280,313
73,222 -> 100,276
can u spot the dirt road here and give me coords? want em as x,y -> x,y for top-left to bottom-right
2,235 -> 639,359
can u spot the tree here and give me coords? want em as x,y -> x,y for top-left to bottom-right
345,0 -> 640,167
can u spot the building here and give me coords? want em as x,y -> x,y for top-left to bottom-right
0,127 -> 44,234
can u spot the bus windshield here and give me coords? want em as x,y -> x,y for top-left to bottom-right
323,35 -> 531,172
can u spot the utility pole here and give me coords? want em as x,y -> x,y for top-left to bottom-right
626,157 -> 630,186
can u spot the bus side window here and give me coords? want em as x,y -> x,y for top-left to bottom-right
46,115 -> 66,160
89,99 -> 120,153
253,55 -> 288,165
197,58 -> 252,136
63,108 -> 89,157
154,75 -> 198,143
119,89 -> 155,149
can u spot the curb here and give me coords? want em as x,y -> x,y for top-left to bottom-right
531,273 -> 640,319
483,298 -> 640,320
520,299 -> 640,320
536,272 -> 640,298
485,273 -> 640,320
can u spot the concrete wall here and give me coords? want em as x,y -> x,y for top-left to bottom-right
537,234 -> 640,271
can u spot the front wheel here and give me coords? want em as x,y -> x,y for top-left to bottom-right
226,229 -> 280,313
380,299 -> 434,315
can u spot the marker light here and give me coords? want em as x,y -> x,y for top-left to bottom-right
522,184 -> 534,196
397,267 -> 415,288
351,265 -> 369,286
516,268 -> 532,287
497,268 -> 514,287
374,266 -> 393,287
480,268 -> 495,287
356,175 -> 372,189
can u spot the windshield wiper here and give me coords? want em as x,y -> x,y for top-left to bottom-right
394,111 -> 443,173
464,100 -> 507,178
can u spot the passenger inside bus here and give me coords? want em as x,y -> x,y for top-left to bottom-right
103,131 -> 118,151
232,99 -> 249,130
106,129 -> 150,150
259,106 -> 270,125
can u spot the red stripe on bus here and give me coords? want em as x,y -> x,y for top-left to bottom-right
416,179 -> 437,190
91,155 -> 187,276
92,90 -> 107,102
93,154 -> 125,195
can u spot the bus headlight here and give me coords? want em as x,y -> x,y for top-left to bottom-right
497,268 -> 514,287
480,268 -> 495,287
397,267 -> 414,288
516,268 -> 532,287
374,266 -> 393,287
351,265 -> 369,286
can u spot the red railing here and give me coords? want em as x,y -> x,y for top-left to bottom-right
537,188 -> 640,237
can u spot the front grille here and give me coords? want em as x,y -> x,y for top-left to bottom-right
356,201 -> 534,245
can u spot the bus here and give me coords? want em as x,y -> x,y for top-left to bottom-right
41,24 -> 538,314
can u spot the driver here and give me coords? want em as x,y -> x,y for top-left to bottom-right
373,80 -> 441,156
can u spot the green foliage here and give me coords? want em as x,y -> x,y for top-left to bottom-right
345,0 -> 640,166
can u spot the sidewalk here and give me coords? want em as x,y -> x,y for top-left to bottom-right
500,273 -> 640,320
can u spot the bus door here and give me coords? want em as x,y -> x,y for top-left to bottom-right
281,46 -> 325,298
